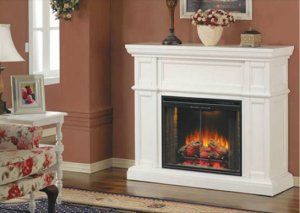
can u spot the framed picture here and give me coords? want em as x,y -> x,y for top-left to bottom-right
180,0 -> 252,20
11,75 -> 46,114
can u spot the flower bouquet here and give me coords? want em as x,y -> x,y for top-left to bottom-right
22,85 -> 36,105
192,9 -> 235,46
50,0 -> 80,20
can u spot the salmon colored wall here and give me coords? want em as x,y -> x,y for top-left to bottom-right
0,0 -> 112,164
0,0 -> 28,105
51,0 -> 112,164
89,0 -> 112,163
111,0 -> 300,176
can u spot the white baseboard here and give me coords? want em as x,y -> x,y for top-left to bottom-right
294,176 -> 300,187
112,158 -> 135,168
62,158 -> 134,173
63,158 -> 112,173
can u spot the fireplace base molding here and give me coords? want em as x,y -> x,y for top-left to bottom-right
127,166 -> 293,196
126,44 -> 294,196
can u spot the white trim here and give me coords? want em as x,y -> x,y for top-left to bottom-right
127,167 -> 293,196
90,159 -> 113,173
112,158 -> 135,169
62,158 -> 135,173
125,44 -> 294,60
44,76 -> 60,85
62,159 -> 113,174
28,0 -> 33,73
180,0 -> 252,20
28,0 -> 60,86
294,176 -> 300,187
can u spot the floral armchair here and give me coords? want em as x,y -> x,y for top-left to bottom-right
0,124 -> 58,213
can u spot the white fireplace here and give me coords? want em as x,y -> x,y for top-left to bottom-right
126,43 -> 294,196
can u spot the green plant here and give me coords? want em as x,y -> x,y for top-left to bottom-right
50,0 -> 80,20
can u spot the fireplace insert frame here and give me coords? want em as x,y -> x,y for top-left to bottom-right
162,96 -> 242,176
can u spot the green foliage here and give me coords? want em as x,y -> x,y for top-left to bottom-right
50,0 -> 80,20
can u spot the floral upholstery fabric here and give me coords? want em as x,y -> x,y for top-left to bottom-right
0,171 -> 55,201
0,147 -> 56,186
0,124 -> 42,150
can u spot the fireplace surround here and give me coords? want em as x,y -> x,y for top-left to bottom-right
126,43 -> 294,196
162,96 -> 242,176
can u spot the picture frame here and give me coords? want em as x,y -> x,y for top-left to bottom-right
11,75 -> 46,114
180,0 -> 252,20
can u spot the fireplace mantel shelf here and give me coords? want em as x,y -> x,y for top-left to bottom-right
126,43 -> 294,196
126,43 -> 294,60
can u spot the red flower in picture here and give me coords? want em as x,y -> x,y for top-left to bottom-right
7,184 -> 21,199
26,86 -> 33,95
22,85 -> 36,105
22,89 -> 28,100
26,95 -> 35,104
22,158 -> 33,176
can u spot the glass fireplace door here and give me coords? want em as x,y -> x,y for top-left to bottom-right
162,96 -> 242,176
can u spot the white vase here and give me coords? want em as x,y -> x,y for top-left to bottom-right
197,25 -> 223,46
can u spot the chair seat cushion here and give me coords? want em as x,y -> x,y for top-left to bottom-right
0,147 -> 56,186
0,170 -> 55,201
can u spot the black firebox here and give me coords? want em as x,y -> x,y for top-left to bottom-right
162,96 -> 242,176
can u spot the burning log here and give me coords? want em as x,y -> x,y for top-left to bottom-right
178,141 -> 202,157
177,130 -> 231,169
179,139 -> 228,160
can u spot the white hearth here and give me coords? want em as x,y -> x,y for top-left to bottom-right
126,43 -> 294,196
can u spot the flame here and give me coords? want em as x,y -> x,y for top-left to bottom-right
185,129 -> 229,150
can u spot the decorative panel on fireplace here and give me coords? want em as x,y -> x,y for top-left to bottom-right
162,96 -> 242,176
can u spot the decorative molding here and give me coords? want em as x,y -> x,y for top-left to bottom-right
62,158 -> 134,173
294,176 -> 300,187
127,166 -> 293,196
64,107 -> 113,130
126,44 -> 294,61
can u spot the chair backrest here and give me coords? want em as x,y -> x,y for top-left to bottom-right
0,124 -> 42,150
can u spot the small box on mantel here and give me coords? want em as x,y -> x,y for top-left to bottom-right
240,28 -> 262,47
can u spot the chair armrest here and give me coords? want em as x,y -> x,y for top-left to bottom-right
0,124 -> 42,150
